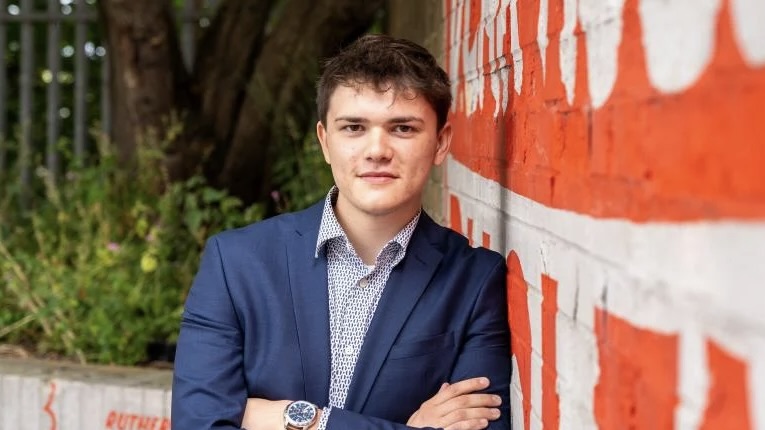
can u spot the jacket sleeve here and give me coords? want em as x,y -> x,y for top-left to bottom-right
447,258 -> 511,429
171,237 -> 246,429
325,408 -> 439,429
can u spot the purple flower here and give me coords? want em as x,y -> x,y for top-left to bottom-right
106,242 -> 121,252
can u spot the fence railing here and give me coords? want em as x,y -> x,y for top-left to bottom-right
0,0 -> 217,194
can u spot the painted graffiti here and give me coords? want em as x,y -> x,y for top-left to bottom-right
44,382 -> 57,430
444,0 -> 764,427
445,0 -> 765,221
38,381 -> 170,430
104,411 -> 170,430
449,195 -> 760,429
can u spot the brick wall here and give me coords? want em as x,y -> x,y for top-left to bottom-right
395,0 -> 765,429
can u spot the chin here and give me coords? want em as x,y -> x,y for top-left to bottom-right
342,191 -> 418,218
353,198 -> 400,216
360,204 -> 398,217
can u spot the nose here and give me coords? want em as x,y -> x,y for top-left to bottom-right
365,128 -> 393,161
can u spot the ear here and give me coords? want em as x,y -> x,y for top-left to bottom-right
316,120 -> 332,164
433,122 -> 453,166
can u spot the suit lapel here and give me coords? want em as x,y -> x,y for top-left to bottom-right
343,214 -> 444,413
287,203 -> 331,406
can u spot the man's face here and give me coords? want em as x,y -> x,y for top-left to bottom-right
317,83 -> 452,221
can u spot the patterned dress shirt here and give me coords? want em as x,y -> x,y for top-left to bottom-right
314,186 -> 420,430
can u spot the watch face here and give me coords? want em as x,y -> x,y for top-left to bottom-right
287,401 -> 316,426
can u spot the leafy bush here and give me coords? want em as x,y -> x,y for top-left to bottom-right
0,129 -> 264,365
270,130 -> 335,213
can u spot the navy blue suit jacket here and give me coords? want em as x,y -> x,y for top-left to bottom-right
171,201 -> 511,429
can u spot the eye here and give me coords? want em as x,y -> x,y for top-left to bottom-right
342,124 -> 364,132
393,124 -> 416,134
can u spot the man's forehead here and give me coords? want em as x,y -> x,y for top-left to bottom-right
336,81 -> 419,98
327,83 -> 428,114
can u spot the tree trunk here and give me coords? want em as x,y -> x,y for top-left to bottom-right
187,0 -> 277,182
97,0 -> 190,164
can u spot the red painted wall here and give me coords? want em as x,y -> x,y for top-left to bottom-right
443,0 -> 764,428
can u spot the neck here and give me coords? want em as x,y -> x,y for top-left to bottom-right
334,202 -> 419,265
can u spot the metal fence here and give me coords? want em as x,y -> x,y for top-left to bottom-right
0,0 -> 216,191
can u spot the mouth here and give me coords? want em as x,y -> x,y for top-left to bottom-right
358,172 -> 397,184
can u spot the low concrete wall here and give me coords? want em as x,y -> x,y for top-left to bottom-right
0,358 -> 171,430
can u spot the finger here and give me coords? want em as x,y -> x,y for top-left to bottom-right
442,406 -> 501,425
430,377 -> 490,404
444,418 -> 490,430
441,393 -> 501,411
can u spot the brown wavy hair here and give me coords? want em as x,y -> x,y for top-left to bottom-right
316,34 -> 452,131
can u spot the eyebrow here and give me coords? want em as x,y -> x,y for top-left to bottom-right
335,116 -> 367,123
334,116 -> 424,124
389,116 -> 424,124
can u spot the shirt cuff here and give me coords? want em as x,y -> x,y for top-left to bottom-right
315,406 -> 332,430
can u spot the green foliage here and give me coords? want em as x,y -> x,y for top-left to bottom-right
270,130 -> 334,214
0,0 -> 335,366
0,126 -> 264,365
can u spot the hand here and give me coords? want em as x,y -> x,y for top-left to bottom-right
407,377 -> 502,430
241,398 -> 291,430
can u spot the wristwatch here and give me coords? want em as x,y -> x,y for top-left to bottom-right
284,400 -> 319,430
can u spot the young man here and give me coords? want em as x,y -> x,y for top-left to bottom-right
171,35 -> 511,430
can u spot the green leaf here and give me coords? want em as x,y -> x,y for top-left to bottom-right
202,187 -> 225,204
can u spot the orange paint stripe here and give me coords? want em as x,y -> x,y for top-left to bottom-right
449,194 -> 463,233
700,341 -> 753,430
44,382 -> 57,430
447,0 -> 765,221
507,251 -> 532,430
482,231 -> 491,248
593,308 -> 679,430
541,275 -> 559,430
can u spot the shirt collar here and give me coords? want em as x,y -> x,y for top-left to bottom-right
314,186 -> 421,259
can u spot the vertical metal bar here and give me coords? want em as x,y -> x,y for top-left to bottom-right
19,0 -> 34,198
182,0 -> 195,70
47,0 -> 62,179
100,49 -> 111,138
73,0 -> 88,161
0,0 -> 7,177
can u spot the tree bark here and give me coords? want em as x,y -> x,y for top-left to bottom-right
188,0 -> 278,182
97,0 -> 190,163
